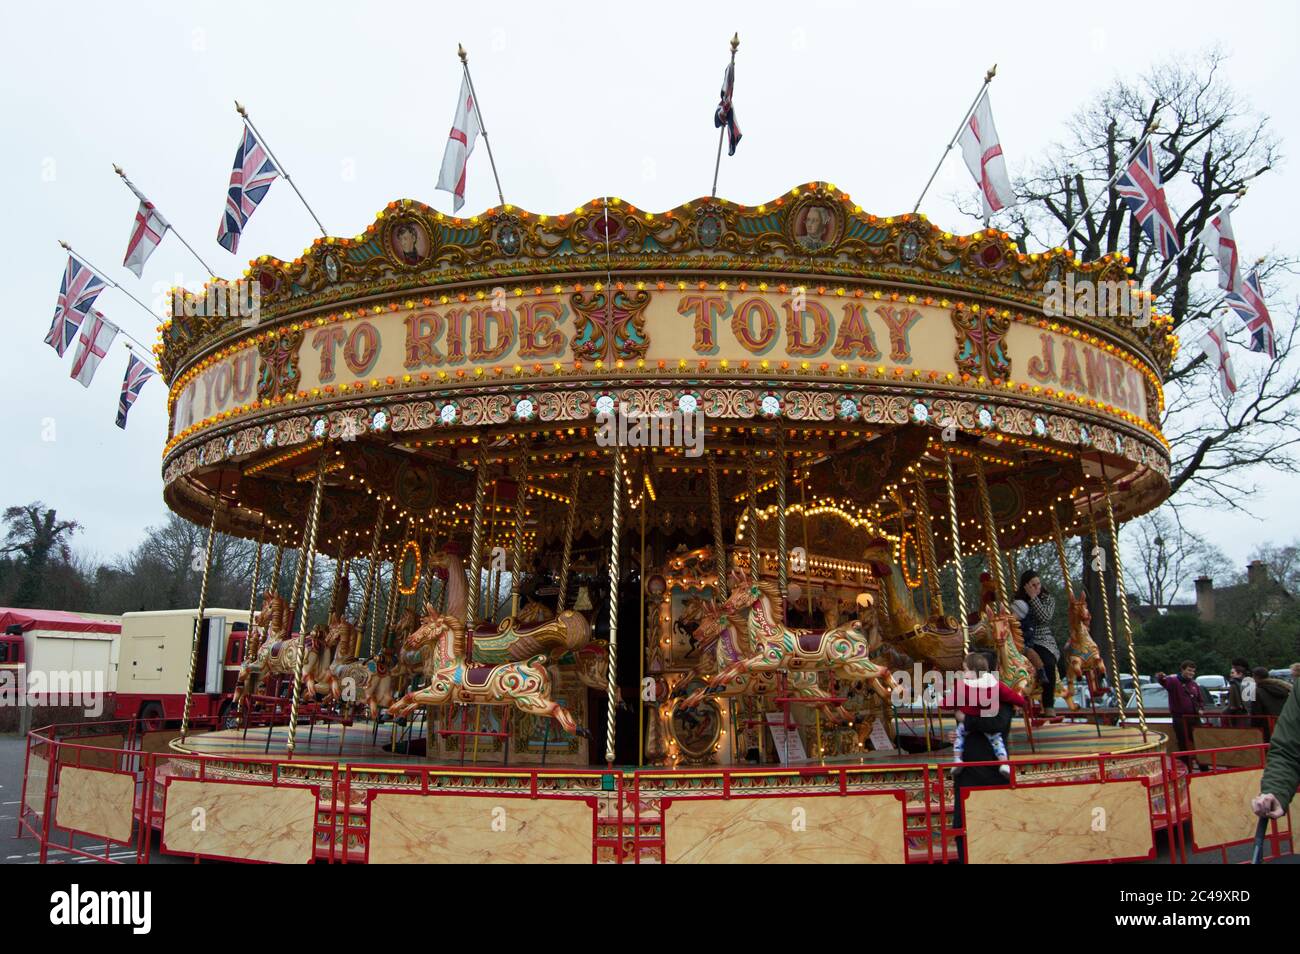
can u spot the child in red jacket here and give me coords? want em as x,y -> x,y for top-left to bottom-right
945,653 -> 1028,777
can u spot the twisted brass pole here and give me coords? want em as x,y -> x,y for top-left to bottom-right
799,464 -> 812,618
1049,506 -> 1075,602
775,426 -> 788,614
465,446 -> 491,628
746,448 -> 759,577
943,453 -> 970,654
180,505 -> 220,742
605,451 -> 624,766
510,454 -> 530,617
973,456 -> 1007,611
1088,507 -> 1126,722
708,455 -> 728,599
286,453 -> 328,756
359,502 -> 384,656
557,468 -> 581,610
243,527 -> 265,659
914,476 -> 944,616
1105,493 -> 1146,734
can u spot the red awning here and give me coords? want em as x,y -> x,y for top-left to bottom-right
0,607 -> 120,635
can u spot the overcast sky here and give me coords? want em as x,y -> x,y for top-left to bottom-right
2,0 -> 1296,584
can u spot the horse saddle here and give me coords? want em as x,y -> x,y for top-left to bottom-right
268,639 -> 291,659
462,665 -> 496,688
796,631 -> 824,653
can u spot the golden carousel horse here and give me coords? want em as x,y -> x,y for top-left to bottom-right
1061,591 -> 1105,709
981,605 -> 1039,699
698,569 -> 895,705
234,591 -> 335,705
863,539 -> 967,672
675,598 -> 853,721
387,603 -> 580,733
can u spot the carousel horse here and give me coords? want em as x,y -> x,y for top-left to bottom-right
1062,591 -> 1105,705
863,539 -> 967,672
235,623 -> 333,705
983,605 -> 1038,700
329,646 -> 400,719
387,603 -> 579,733
233,591 -> 311,705
701,569 -> 895,705
425,548 -> 592,664
675,598 -> 854,722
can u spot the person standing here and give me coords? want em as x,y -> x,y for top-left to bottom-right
1252,666 -> 1293,742
1155,661 -> 1204,758
1252,683 -> 1300,822
1011,570 -> 1059,715
1227,659 -> 1255,718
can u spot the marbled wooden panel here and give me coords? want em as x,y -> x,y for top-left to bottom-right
964,780 -> 1153,864
368,793 -> 594,864
55,765 -> 134,843
1191,728 -> 1266,768
162,780 -> 316,864
1189,769 -> 1289,850
664,793 -> 907,864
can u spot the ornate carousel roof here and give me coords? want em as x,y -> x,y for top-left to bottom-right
156,183 -> 1175,559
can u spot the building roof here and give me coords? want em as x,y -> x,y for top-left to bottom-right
0,607 -> 121,635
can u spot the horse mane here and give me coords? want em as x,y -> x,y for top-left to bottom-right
752,577 -> 786,622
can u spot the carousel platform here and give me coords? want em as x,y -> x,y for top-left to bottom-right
170,715 -> 1165,769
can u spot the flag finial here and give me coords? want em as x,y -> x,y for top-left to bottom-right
235,100 -> 247,118
112,163 -> 125,177
458,43 -> 467,64
730,33 -> 739,52
58,239 -> 70,250
985,63 -> 997,82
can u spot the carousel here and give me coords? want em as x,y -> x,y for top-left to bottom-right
151,182 -> 1178,862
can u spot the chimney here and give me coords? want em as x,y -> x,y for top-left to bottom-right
1194,576 -> 1215,622
1247,560 -> 1269,587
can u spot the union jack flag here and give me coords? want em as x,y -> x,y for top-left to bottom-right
115,351 -> 156,429
1116,141 -> 1182,261
1225,267 -> 1277,358
45,254 -> 106,357
217,126 -> 280,254
714,61 -> 741,156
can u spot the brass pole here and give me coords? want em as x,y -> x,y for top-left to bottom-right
557,468 -> 581,610
973,456 -> 1008,611
708,454 -> 728,599
286,452 -> 329,756
943,453 -> 970,654
1105,493 -> 1146,735
465,446 -> 491,629
800,465 -> 812,618
358,502 -> 384,656
179,505 -> 220,742
914,476 -> 944,616
775,426 -> 788,614
243,526 -> 265,660
1088,506 -> 1126,722
638,457 -> 648,767
605,451 -> 624,766
510,454 -> 530,618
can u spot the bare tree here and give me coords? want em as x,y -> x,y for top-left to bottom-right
966,49 -> 1300,510
1123,506 -> 1232,607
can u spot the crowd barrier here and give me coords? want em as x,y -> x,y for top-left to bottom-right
15,719 -> 1296,864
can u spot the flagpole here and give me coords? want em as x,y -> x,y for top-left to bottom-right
112,164 -> 217,278
912,64 -> 996,214
1145,186 -> 1249,291
458,45 -> 506,207
234,101 -> 328,238
1060,122 -> 1159,246
57,240 -> 159,355
711,33 -> 739,200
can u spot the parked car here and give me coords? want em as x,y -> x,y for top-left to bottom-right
1196,674 -> 1229,707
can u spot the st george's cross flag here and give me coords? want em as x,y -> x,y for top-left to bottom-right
217,126 -> 280,254
436,76 -> 481,212
714,61 -> 742,157
1198,322 -> 1237,399
45,254 -> 107,357
1199,207 -> 1241,294
1225,267 -> 1277,358
120,176 -> 170,277
958,92 -> 1014,218
69,311 -> 119,388
1117,141 -> 1182,261
115,351 -> 156,429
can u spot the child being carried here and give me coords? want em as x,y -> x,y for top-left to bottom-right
944,652 -> 1027,778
